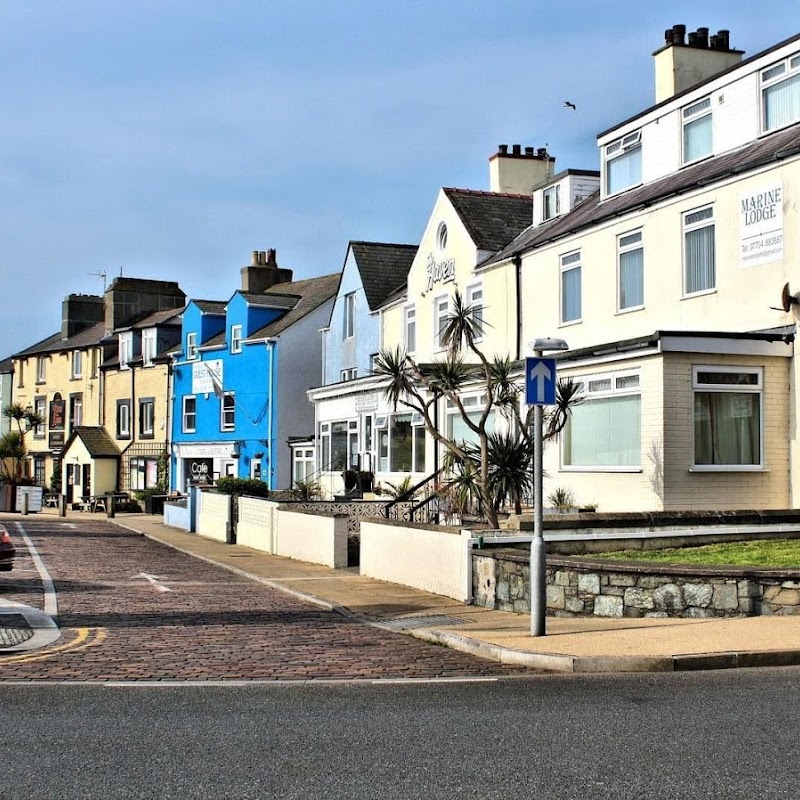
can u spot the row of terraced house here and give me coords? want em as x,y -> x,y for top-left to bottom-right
3,25 -> 800,514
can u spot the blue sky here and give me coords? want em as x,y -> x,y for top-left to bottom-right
1,1 -> 799,356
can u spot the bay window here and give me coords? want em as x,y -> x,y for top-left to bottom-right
563,372 -> 641,469
693,367 -> 762,468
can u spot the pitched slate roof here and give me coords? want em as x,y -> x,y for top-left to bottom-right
443,188 -> 534,252
349,241 -> 418,311
239,292 -> 299,310
63,426 -> 120,458
202,273 -> 340,347
0,357 -> 13,374
13,322 -> 106,358
194,300 -> 227,314
126,307 -> 183,330
482,121 -> 800,269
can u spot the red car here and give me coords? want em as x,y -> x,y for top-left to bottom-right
0,525 -> 15,571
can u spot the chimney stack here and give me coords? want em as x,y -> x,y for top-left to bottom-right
489,144 -> 555,194
61,294 -> 104,340
654,24 -> 743,103
240,248 -> 293,293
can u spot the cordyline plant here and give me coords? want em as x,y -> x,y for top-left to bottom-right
372,289 -> 579,529
0,403 -> 45,492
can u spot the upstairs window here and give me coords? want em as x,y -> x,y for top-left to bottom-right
340,368 -> 357,381
684,206 -> 715,295
343,292 -> 356,339
560,251 -> 582,324
33,396 -> 46,438
682,97 -> 713,163
142,329 -> 157,366
119,332 -> 133,369
221,392 -> 235,431
434,295 -> 449,350
182,396 -> 196,433
230,324 -> 243,354
617,231 -> 644,311
36,356 -> 46,383
543,185 -> 560,220
116,399 -> 131,439
140,398 -> 155,438
466,284 -> 484,340
71,350 -> 83,379
762,52 -> 800,131
186,332 -> 198,361
404,305 -> 416,354
605,130 -> 641,195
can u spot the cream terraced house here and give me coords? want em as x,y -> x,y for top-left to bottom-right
478,25 -> 800,511
309,147 -> 562,497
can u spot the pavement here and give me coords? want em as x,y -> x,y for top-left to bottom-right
7,509 -> 800,673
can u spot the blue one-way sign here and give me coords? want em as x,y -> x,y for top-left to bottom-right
525,357 -> 557,405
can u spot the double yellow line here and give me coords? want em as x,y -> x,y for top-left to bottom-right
0,627 -> 107,665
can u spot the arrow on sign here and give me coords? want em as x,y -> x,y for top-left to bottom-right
130,572 -> 172,593
530,361 -> 553,403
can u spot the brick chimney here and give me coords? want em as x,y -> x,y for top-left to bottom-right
61,294 -> 104,339
653,25 -> 743,103
103,277 -> 186,335
240,249 -> 293,293
489,144 -> 555,194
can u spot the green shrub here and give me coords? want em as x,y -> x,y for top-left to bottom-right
133,485 -> 165,503
215,477 -> 270,498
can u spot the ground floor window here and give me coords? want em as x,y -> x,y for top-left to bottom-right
293,447 -> 315,485
563,371 -> 641,468
320,420 -> 358,471
33,456 -> 46,487
693,366 -> 762,467
130,457 -> 159,490
445,394 -> 496,448
376,413 -> 426,473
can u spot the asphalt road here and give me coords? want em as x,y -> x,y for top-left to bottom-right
2,669 -> 799,799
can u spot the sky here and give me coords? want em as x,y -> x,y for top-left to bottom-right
1,0 -> 799,357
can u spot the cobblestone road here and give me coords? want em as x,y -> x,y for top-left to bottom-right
0,519 -> 532,681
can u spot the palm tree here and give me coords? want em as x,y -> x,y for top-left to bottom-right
0,404 -> 45,501
374,289 -> 578,528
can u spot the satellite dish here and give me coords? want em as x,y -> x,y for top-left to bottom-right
781,282 -> 798,313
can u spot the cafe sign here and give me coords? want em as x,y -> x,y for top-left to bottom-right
421,252 -> 456,296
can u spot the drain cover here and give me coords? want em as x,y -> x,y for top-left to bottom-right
0,614 -> 34,648
381,614 -> 471,630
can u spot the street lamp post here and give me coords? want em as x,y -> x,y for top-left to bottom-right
528,337 -> 569,637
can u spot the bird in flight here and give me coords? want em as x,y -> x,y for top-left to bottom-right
564,101 -> 577,110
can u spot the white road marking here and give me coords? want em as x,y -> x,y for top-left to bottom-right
14,522 -> 58,619
130,572 -> 172,592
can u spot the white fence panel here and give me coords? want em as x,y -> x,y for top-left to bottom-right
197,491 -> 230,542
237,497 -> 279,552
275,510 -> 348,568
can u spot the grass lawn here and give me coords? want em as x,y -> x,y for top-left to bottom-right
592,538 -> 800,568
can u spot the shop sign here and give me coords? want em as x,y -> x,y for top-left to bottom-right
192,359 -> 223,394
421,252 -> 456,296
355,393 -> 379,412
185,458 -> 214,481
740,184 -> 783,267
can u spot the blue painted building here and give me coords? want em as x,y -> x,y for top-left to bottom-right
170,249 -> 338,491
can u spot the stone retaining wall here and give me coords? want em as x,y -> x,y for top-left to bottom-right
472,548 -> 800,618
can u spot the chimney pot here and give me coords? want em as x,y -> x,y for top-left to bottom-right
537,147 -> 547,158
718,29 -> 730,50
697,27 -> 709,47
524,146 -> 534,157
267,248 -> 277,265
512,144 -> 521,155
664,28 -> 673,45
688,31 -> 698,47
710,34 -> 719,50
498,144 -> 508,155
672,24 -> 686,45
251,250 -> 259,266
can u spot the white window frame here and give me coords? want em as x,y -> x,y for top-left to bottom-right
466,283 -> 484,341
36,356 -> 46,384
682,96 -> 713,165
119,332 -> 133,369
761,52 -> 800,132
343,292 -> 356,340
692,366 -> 764,471
293,447 -> 315,485
434,294 -> 449,351
142,328 -> 157,366
117,400 -> 131,439
340,368 -> 357,381
683,205 -> 716,297
561,370 -> 642,472
617,230 -> 644,312
604,130 -> 642,196
230,324 -> 243,354
404,304 -> 416,354
182,396 -> 196,433
71,350 -> 83,379
221,392 -> 235,431
543,184 -> 560,221
560,251 -> 582,325
140,398 -> 155,438
186,332 -> 198,361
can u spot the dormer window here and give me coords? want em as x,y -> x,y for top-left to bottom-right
186,332 -> 198,361
543,185 -> 560,221
682,97 -> 713,164
605,130 -> 641,195
762,52 -> 800,132
142,328 -> 156,366
230,324 -> 243,354
119,332 -> 133,369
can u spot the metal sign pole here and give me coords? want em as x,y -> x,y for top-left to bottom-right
530,350 -> 546,637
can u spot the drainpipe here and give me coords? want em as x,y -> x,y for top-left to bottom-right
266,338 -> 277,491
514,254 -> 522,360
